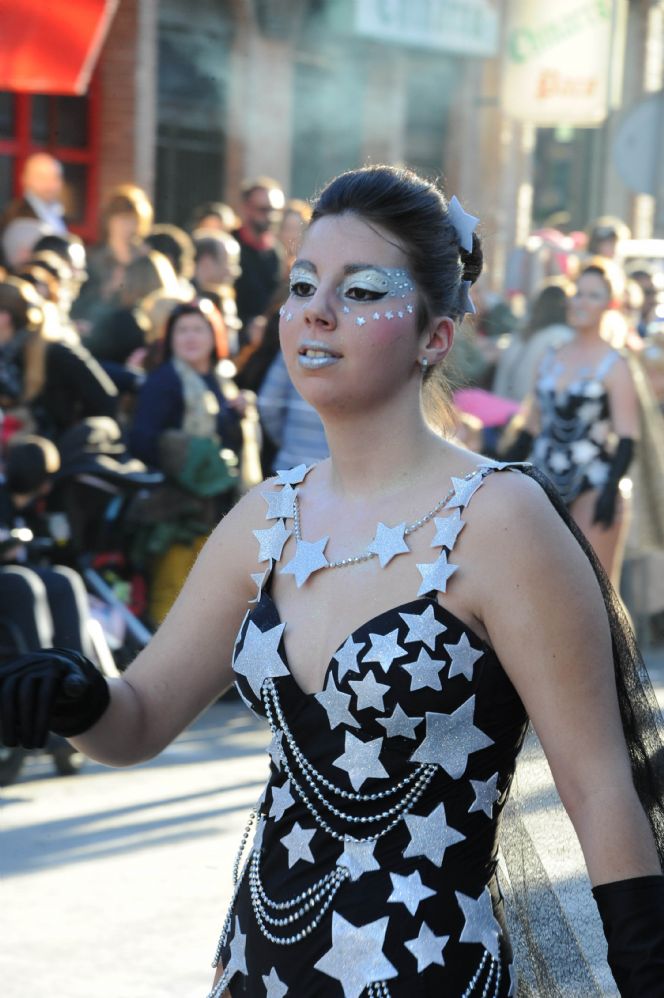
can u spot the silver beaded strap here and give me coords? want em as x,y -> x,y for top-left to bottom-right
367,983 -> 392,997
460,949 -> 501,998
211,808 -> 257,969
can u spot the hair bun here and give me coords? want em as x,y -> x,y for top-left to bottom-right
460,232 -> 483,287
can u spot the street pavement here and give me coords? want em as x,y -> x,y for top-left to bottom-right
1,649 -> 663,998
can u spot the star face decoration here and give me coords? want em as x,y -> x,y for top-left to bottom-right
363,629 -> 408,673
262,966 -> 288,998
387,870 -> 435,916
400,604 -> 447,650
469,772 -> 501,819
456,888 -> 502,960
233,620 -> 288,698
445,632 -> 484,681
315,672 -> 360,730
253,519 -> 292,563
447,195 -> 480,253
405,921 -> 449,972
367,521 -> 410,568
356,316 -> 367,326
372,311 -> 381,320
270,778 -> 296,821
275,464 -> 309,486
263,483 -> 297,520
403,802 -> 466,866
314,912 -> 397,998
349,670 -> 390,712
446,472 -> 485,510
402,647 -> 445,692
410,697 -> 494,779
332,730 -> 388,791
416,551 -> 458,596
280,536 -> 330,587
337,836 -> 380,882
280,821 -> 316,868
224,915 -> 248,982
333,635 -> 364,681
376,703 -> 421,740
430,508 -> 465,551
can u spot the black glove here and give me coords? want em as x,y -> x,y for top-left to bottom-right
0,648 -> 109,749
593,875 -> 664,996
593,437 -> 635,529
500,428 -> 533,463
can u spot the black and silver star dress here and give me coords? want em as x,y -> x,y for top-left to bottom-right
531,347 -> 621,505
209,464 -> 528,997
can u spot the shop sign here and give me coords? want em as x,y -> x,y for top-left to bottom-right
354,0 -> 498,57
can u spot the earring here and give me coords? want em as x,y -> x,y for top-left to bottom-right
419,357 -> 429,372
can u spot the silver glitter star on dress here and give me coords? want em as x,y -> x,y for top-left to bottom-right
249,566 -> 271,604
430,508 -> 465,550
447,472 -> 485,510
263,483 -> 297,520
410,697 -> 494,778
363,629 -> 407,672
275,464 -> 309,486
403,802 -> 466,866
456,888 -> 502,960
254,520 -> 292,562
315,672 -> 360,730
281,536 -> 330,587
402,647 -> 445,692
267,729 -> 285,771
224,915 -> 248,982
445,633 -> 483,681
366,522 -> 410,567
416,551 -> 458,596
376,703 -> 421,740
314,912 -> 397,998
280,821 -> 317,868
405,921 -> 449,971
399,604 -> 447,650
333,635 -> 364,681
349,670 -> 390,711
233,621 -> 288,697
262,966 -> 288,998
337,836 -> 380,881
469,773 -> 500,818
387,870 -> 435,915
270,778 -> 296,821
332,730 -> 388,791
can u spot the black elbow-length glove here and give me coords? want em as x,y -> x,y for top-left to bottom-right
0,648 -> 109,749
593,437 -> 635,529
593,875 -> 664,996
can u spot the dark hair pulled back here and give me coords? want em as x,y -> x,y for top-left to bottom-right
310,165 -> 483,329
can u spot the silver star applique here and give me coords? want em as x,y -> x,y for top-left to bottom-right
376,703 -> 421,740
315,672 -> 360,730
416,551 -> 458,596
275,464 -> 309,486
224,915 -> 248,982
280,536 -> 330,587
445,632 -> 484,681
403,802 -> 466,866
405,921 -> 449,972
252,814 -> 266,854
363,629 -> 408,673
469,773 -> 501,818
254,520 -> 292,562
249,566 -> 271,604
233,620 -> 288,698
332,730 -> 388,791
263,483 -> 297,520
337,836 -> 380,881
403,647 -> 445,692
456,887 -> 502,960
387,870 -> 435,915
280,821 -> 316,868
267,729 -> 285,771
447,195 -> 480,253
400,604 -> 447,650
430,508 -> 465,551
270,778 -> 296,821
367,522 -> 410,568
446,472 -> 485,510
410,697 -> 494,778
262,966 -> 288,998
314,912 -> 397,998
333,635 -> 364,681
349,670 -> 390,712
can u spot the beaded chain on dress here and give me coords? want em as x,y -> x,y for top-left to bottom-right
208,462 -> 529,998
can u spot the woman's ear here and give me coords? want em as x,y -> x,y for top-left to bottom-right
418,316 -> 455,368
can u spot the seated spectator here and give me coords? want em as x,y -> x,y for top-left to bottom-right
188,200 -> 238,234
1,217 -> 54,271
233,176 -> 285,337
192,230 -> 242,355
145,224 -> 196,299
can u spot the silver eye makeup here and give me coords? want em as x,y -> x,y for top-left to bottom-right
288,266 -> 416,304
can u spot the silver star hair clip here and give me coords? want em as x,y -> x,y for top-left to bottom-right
459,279 -> 477,316
447,195 -> 479,253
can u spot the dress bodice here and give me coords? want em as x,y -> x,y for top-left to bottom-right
211,463 -> 529,998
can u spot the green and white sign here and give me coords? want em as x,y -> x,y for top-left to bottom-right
354,0 -> 498,57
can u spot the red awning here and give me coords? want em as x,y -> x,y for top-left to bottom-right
0,0 -> 118,95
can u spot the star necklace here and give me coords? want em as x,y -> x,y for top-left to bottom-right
280,466 -> 488,588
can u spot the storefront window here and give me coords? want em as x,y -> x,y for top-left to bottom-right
31,95 -> 88,148
0,155 -> 13,206
0,93 -> 15,139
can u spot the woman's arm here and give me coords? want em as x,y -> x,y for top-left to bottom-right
607,354 -> 640,441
